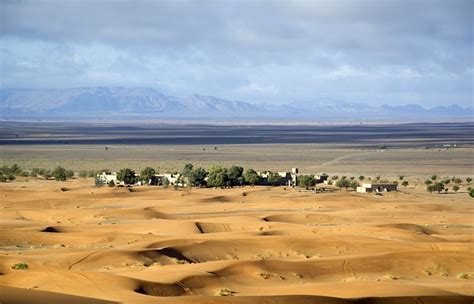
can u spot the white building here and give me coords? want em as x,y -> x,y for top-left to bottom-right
357,183 -> 397,193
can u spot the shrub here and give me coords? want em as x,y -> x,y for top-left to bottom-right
336,178 -> 350,189
431,175 -> 437,181
0,175 -> 7,182
52,166 -> 68,181
95,177 -> 103,187
402,181 -> 409,187
116,168 -> 137,185
331,175 -> 338,180
217,288 -> 233,296
66,170 -> 74,179
399,175 -> 404,180
7,174 -> 15,181
207,166 -> 230,188
162,177 -> 170,188
140,167 -> 156,184
79,170 -> 88,178
358,175 -> 365,180
244,169 -> 260,185
298,175 -> 316,188
108,180 -> 115,187
469,189 -> 474,198
349,180 -> 359,190
424,179 -> 433,185
467,177 -> 472,184
452,185 -> 460,192
11,263 -> 28,270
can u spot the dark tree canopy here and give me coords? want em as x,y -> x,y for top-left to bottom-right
117,168 -> 137,185
244,169 -> 260,185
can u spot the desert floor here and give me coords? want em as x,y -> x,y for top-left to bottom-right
0,178 -> 473,303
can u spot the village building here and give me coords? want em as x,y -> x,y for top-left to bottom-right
356,183 -> 397,193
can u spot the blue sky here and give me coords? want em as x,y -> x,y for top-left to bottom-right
0,0 -> 472,107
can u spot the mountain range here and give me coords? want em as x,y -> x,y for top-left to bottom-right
0,87 -> 472,120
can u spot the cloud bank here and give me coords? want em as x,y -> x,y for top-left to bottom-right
1,0 -> 472,106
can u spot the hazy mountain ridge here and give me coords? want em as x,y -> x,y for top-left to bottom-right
0,87 -> 472,119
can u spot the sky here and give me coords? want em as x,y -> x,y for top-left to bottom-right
0,0 -> 472,107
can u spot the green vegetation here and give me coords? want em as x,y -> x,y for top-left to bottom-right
452,185 -> 459,192
298,175 -> 315,188
469,189 -> 474,198
217,288 -> 234,296
402,180 -> 409,187
336,177 -> 350,189
349,180 -> 359,190
467,177 -> 472,184
79,170 -> 88,178
140,167 -> 156,184
116,168 -> 137,185
431,175 -> 437,181
11,263 -> 28,270
358,175 -> 365,180
427,182 -> 445,194
162,177 -> 170,188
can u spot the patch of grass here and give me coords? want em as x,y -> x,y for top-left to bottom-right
170,257 -> 189,264
457,273 -> 469,279
11,263 -> 28,270
216,287 -> 234,296
259,271 -> 285,280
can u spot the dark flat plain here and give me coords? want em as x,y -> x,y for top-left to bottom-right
0,121 -> 473,147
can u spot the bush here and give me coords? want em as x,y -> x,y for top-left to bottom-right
140,167 -> 156,185
336,178 -> 350,189
452,185 -> 460,192
116,168 -> 137,185
402,181 -> 409,187
79,170 -> 88,178
467,177 -> 472,184
331,175 -> 339,180
298,175 -> 316,188
217,288 -> 233,296
95,177 -> 103,187
207,166 -> 230,188
7,174 -> 15,181
469,189 -> 474,198
244,169 -> 260,185
162,177 -> 170,188
66,170 -> 74,179
108,180 -> 115,187
431,175 -> 437,181
358,175 -> 365,181
349,180 -> 359,190
424,179 -> 433,185
52,166 -> 67,181
11,263 -> 28,270
399,175 -> 404,180
0,175 -> 7,182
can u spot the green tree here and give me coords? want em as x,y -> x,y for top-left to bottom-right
349,180 -> 359,190
267,171 -> 281,186
7,174 -> 15,181
191,167 -> 208,187
358,175 -> 365,181
428,182 -> 445,194
207,166 -> 229,188
402,180 -> 409,187
52,166 -> 67,181
227,165 -> 244,186
452,185 -> 460,192
116,168 -> 136,185
336,178 -> 350,189
244,169 -> 260,186
298,175 -> 316,188
425,179 -> 433,185
469,189 -> 474,198
467,177 -> 472,184
0,175 -> 6,182
140,167 -> 156,184
399,175 -> 404,180
108,180 -> 115,187
431,175 -> 437,181
162,177 -> 170,188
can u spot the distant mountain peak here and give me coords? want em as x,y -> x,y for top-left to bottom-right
0,86 -> 472,120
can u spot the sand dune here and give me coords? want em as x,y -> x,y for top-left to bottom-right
1,178 -> 473,303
